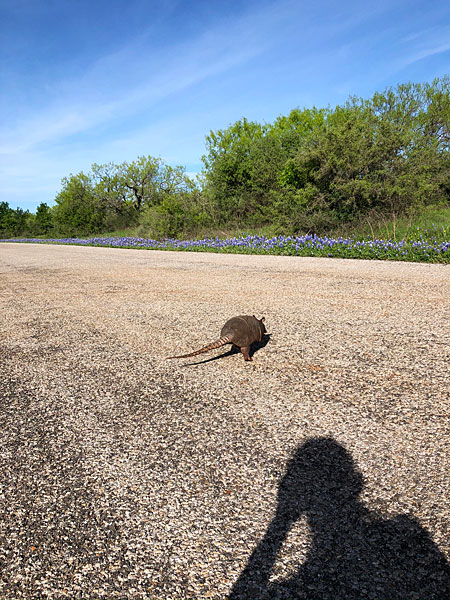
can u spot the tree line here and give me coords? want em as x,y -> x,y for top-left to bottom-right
1,77 -> 449,239
0,157 -> 203,238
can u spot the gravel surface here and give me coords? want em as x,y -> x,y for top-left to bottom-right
0,242 -> 449,599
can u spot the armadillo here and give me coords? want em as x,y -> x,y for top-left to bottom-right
167,315 -> 266,361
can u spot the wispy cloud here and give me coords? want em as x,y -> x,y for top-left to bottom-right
396,25 -> 450,69
0,1 -> 289,156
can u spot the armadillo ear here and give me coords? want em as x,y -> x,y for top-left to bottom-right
260,317 -> 265,323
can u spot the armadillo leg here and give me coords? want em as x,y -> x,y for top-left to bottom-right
240,346 -> 252,361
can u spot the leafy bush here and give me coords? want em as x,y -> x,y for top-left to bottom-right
202,78 -> 450,233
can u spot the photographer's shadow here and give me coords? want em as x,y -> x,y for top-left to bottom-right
229,437 -> 450,599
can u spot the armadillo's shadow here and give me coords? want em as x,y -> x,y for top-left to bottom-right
180,333 -> 271,366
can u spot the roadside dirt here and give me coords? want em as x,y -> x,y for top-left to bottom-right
1,243 -> 449,599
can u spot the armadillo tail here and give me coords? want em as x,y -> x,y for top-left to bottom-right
167,336 -> 233,359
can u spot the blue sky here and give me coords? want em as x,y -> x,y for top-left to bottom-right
1,0 -> 450,212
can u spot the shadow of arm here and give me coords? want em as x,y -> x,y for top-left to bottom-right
228,515 -> 292,599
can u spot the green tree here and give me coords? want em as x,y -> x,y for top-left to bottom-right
0,201 -> 12,237
279,78 -> 450,228
91,162 -> 128,212
119,156 -> 161,211
201,78 -> 449,233
91,162 -> 137,230
0,203 -> 31,237
201,110 -> 330,228
35,202 -> 53,234
53,172 -> 105,235
202,118 -> 268,224
138,175 -> 207,238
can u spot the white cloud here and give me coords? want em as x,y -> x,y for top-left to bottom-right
0,1 -> 283,156
396,25 -> 450,68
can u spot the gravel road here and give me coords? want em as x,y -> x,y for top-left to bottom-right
1,243 -> 449,599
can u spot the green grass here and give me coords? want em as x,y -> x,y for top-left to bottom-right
3,205 -> 449,263
96,205 -> 450,245
335,205 -> 450,243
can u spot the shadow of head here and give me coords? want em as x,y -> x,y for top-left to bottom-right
277,437 -> 364,519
